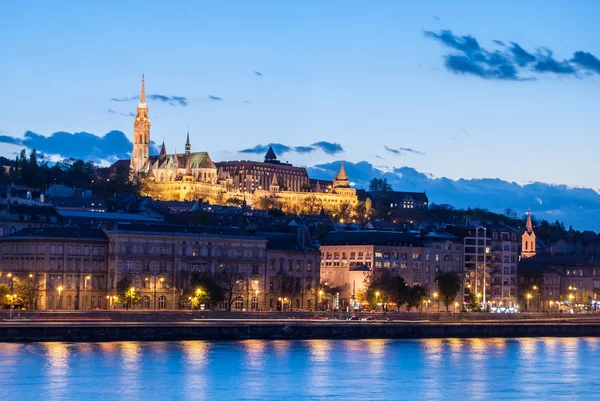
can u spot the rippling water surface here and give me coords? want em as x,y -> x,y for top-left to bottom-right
1,338 -> 599,400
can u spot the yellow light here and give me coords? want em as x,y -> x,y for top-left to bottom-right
319,290 -> 323,296
130,287 -> 135,292
7,273 -> 12,278
433,292 -> 438,298
527,293 -> 532,299
160,277 -> 165,282
375,291 -> 380,297
28,273 -> 33,278
86,275 -> 91,280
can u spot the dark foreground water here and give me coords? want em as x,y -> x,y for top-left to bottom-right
1,338 -> 599,400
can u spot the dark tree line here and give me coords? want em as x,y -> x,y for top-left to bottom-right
0,148 -> 139,198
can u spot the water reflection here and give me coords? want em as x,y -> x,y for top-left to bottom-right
42,342 -> 69,401
182,341 -> 210,401
118,342 -> 142,399
1,338 -> 599,401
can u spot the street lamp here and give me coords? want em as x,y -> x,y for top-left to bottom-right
84,275 -> 91,309
57,285 -> 63,310
526,293 -> 532,311
375,291 -> 380,312
278,297 -> 283,312
433,292 -> 439,312
129,286 -> 135,310
318,290 -> 324,311
454,301 -> 459,313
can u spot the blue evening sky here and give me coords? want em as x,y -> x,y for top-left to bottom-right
1,1 -> 598,189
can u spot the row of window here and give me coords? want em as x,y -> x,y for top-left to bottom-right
2,244 -> 105,256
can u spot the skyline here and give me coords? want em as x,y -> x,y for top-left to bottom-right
1,1 -> 599,228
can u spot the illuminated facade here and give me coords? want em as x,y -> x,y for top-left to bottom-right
123,76 -> 358,211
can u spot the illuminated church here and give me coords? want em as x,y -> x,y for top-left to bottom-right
126,76 -> 358,211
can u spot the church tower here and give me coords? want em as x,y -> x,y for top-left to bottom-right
131,75 -> 150,174
521,208 -> 536,259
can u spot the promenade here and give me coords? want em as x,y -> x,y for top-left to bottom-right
2,311 -> 600,342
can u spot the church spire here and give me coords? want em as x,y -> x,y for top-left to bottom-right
160,140 -> 166,157
526,207 -> 533,234
333,162 -> 350,188
185,125 -> 191,155
139,74 -> 147,109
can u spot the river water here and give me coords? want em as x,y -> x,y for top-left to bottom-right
1,338 -> 598,400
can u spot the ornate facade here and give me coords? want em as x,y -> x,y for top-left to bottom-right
124,76 -> 358,211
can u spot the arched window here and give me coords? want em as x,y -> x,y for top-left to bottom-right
269,299 -> 274,308
0,226 -> 4,236
66,295 -> 73,310
97,298 -> 102,309
48,296 -> 54,309
91,296 -> 96,309
158,295 -> 167,309
251,296 -> 259,310
296,299 -> 300,309
142,295 -> 150,309
307,299 -> 312,310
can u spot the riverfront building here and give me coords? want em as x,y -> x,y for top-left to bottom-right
318,230 -> 463,309
1,227 -> 109,310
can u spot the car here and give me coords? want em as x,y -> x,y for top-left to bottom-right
361,316 -> 376,321
347,316 -> 359,321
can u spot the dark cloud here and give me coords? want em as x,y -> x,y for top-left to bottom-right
239,142 -> 343,156
294,146 -> 315,154
254,71 -> 263,77
311,141 -> 344,155
509,42 -> 536,66
307,160 -> 600,230
239,143 -> 292,155
111,94 -> 188,107
384,145 -> 425,156
0,130 -> 160,164
0,135 -> 21,145
426,28 -> 599,81
534,50 -> 576,74
571,51 -> 600,74
148,94 -> 188,106
107,109 -> 135,117
208,95 -> 223,101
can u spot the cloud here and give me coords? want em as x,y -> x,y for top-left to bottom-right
571,51 -> 600,74
293,146 -> 315,154
208,95 -> 223,101
311,141 -> 344,155
239,143 -> 292,155
111,94 -> 188,107
307,160 -> 600,230
384,145 -> 425,156
239,141 -> 344,156
425,28 -> 599,81
254,71 -> 263,77
509,42 -> 536,66
107,109 -> 135,117
0,130 -> 160,164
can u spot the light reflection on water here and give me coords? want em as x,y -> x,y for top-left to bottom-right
0,338 -> 599,401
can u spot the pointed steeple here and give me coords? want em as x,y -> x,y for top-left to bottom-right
160,140 -> 167,157
139,74 -> 147,108
526,207 -> 533,234
270,173 -> 280,192
185,125 -> 191,155
264,146 -> 277,162
338,162 -> 348,180
333,162 -> 350,188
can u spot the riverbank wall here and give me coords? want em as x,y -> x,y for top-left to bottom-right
3,321 -> 600,342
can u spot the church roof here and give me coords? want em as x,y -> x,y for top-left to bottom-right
148,151 -> 215,170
